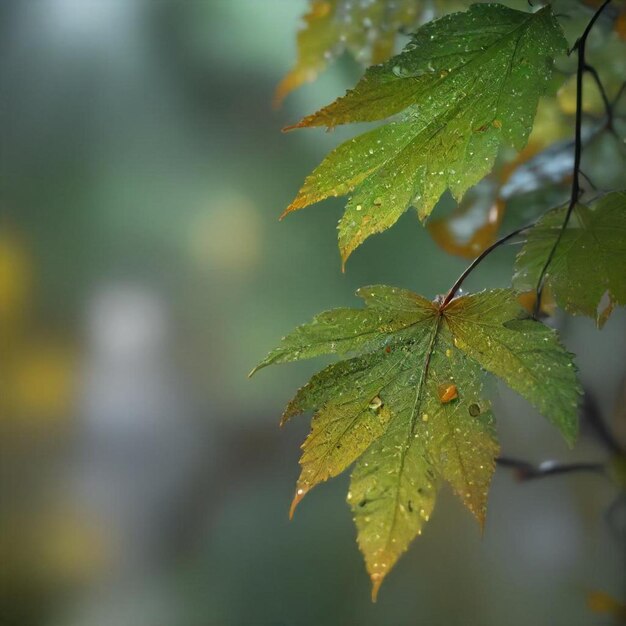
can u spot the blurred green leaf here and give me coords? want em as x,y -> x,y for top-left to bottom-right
514,191 -> 626,327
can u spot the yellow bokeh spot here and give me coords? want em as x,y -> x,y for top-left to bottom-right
557,74 -> 605,117
0,230 -> 31,325
7,340 -> 75,424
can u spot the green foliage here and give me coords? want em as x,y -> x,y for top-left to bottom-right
252,287 -> 580,598
283,4 -> 567,265
514,192 -> 626,327
257,0 -> 626,603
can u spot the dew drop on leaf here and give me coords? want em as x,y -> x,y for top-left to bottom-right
438,383 -> 458,404
369,395 -> 383,411
468,403 -> 481,417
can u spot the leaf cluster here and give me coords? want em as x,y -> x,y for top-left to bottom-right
256,0 -> 626,599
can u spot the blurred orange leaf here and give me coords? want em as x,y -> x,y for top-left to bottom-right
276,0 -> 429,106
588,590 -> 626,622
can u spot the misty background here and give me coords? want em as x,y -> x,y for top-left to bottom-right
1,1 -> 624,625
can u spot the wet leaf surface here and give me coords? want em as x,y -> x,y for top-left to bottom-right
253,287 -> 580,598
283,4 -> 567,265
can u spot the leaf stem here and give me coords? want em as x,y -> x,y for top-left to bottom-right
496,456 -> 606,481
441,222 -> 534,308
533,0 -> 612,316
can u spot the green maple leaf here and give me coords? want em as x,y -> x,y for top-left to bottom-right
252,287 -> 580,599
514,192 -> 626,328
276,0 -> 435,105
282,4 -> 567,266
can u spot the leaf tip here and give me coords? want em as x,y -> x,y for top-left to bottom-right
283,111 -> 328,132
477,512 -> 487,536
340,247 -> 352,273
462,495 -> 488,532
564,430 -> 578,450
289,487 -> 308,520
281,195 -> 307,219
282,121 -> 301,132
274,68 -> 311,111
280,204 -> 295,220
370,572 -> 384,602
249,357 -> 272,377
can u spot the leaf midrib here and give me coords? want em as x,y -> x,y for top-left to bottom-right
382,313 -> 442,553
345,8 -> 544,198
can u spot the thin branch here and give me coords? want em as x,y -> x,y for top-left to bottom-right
533,0 -> 613,316
613,80 -> 626,107
584,63 -> 614,131
578,169 -> 598,190
497,456 -> 606,481
581,389 -> 625,456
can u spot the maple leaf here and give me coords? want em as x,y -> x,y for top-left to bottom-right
276,0 -> 430,106
514,192 -> 626,327
252,287 -> 580,599
282,4 -> 567,266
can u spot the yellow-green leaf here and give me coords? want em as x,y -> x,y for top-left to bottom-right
252,287 -> 580,598
283,4 -> 567,265
514,192 -> 626,327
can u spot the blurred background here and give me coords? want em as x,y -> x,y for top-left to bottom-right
1,1 -> 625,625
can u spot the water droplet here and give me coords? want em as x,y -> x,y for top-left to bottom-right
438,383 -> 458,404
468,403 -> 481,417
369,396 -> 383,411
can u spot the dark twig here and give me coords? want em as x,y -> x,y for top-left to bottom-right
497,456 -> 606,481
581,389 -> 625,456
584,63 -> 614,131
497,387 -> 623,483
578,169 -> 598,190
613,80 -> 626,107
533,0 -> 613,317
